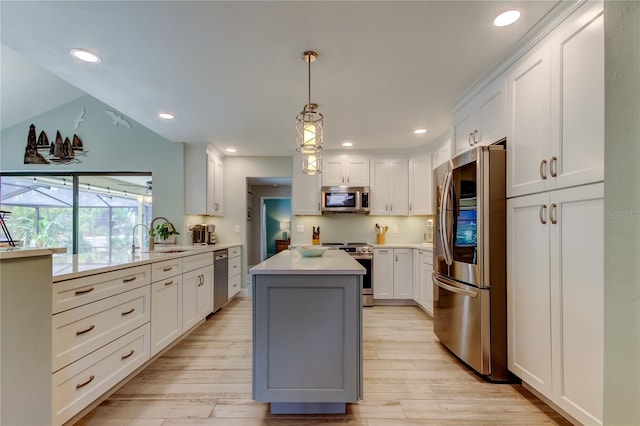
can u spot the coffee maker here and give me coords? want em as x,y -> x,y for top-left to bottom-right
206,224 -> 217,245
192,224 -> 207,245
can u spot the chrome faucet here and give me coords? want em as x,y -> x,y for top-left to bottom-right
149,216 -> 171,252
131,223 -> 149,257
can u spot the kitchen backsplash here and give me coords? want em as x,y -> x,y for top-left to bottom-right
291,215 -> 434,245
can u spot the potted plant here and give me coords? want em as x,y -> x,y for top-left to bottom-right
151,222 -> 180,244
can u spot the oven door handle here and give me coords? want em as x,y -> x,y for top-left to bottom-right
433,275 -> 478,298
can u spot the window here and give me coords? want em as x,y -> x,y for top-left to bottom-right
0,173 -> 151,261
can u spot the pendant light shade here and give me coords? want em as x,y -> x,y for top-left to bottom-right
296,51 -> 323,174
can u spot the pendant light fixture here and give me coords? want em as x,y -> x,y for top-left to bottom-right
296,51 -> 323,175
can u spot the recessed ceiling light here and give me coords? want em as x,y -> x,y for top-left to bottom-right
158,112 -> 174,120
70,48 -> 101,63
414,129 -> 427,134
226,148 -> 237,153
494,10 -> 521,27
342,141 -> 353,147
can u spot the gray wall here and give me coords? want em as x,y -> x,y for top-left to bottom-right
604,2 -> 640,424
0,95 -> 185,242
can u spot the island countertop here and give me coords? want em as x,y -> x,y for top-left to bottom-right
249,249 -> 365,275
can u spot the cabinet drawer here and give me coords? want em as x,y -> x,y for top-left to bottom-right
151,258 -> 182,282
182,252 -> 213,273
52,323 -> 150,426
229,246 -> 241,258
419,250 -> 433,265
229,256 -> 241,278
52,286 -> 150,372
53,265 -> 150,314
228,273 -> 241,298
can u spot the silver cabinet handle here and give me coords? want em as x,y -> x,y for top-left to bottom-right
540,159 -> 548,180
550,203 -> 557,224
76,324 -> 95,336
539,204 -> 547,224
550,156 -> 558,177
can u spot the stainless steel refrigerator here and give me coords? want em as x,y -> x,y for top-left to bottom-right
433,141 -> 509,382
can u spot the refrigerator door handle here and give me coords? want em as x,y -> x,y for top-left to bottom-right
433,275 -> 479,298
439,170 -> 454,265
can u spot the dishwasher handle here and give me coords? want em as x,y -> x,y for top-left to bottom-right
215,251 -> 228,260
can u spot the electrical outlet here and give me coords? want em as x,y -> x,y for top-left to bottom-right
187,225 -> 193,232
392,225 -> 398,234
234,224 -> 240,233
296,224 -> 305,233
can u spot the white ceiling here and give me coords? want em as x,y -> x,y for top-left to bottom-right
0,1 -> 561,156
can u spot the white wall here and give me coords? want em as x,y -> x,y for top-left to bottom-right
604,2 -> 640,424
0,95 -> 185,242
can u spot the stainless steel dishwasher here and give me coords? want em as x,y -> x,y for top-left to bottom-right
213,249 -> 228,312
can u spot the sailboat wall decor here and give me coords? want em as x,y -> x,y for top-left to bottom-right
23,123 -> 88,165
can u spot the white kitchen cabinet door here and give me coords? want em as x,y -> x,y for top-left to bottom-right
186,145 -> 224,216
151,275 -> 183,356
452,76 -> 506,156
412,249 -> 420,304
550,183 -> 603,425
370,158 -> 408,216
393,249 -> 412,299
182,266 -> 213,331
408,155 -> 432,215
419,250 -> 433,315
292,153 -> 321,215
212,153 -> 224,215
431,138 -> 451,170
322,155 -> 369,187
551,5 -> 604,192
507,192 -> 552,396
506,43 -> 553,198
452,101 -> 477,155
373,248 -> 393,299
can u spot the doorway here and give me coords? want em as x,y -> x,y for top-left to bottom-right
260,197 -> 291,260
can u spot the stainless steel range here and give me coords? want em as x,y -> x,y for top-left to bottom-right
324,242 -> 373,306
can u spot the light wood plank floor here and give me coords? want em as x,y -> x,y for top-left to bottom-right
77,293 -> 571,426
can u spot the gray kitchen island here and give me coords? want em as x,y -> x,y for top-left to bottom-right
249,248 -> 365,414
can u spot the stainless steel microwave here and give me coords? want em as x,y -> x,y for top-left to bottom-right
321,186 -> 370,214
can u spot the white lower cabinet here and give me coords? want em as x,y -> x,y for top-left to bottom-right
373,248 -> 412,299
507,182 -> 603,425
182,266 -> 213,331
418,249 -> 433,315
151,274 -> 183,356
52,324 -> 150,426
228,246 -> 242,299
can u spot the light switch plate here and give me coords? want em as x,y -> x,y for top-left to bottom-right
234,224 -> 240,233
392,225 -> 398,234
296,224 -> 305,233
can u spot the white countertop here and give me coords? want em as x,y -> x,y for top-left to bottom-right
52,243 -> 240,281
250,249 -> 366,275
290,242 -> 434,250
0,247 -> 66,260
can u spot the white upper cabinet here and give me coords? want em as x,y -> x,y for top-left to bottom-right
370,158 -> 408,216
292,153 -> 321,215
507,2 -> 604,198
452,76 -> 507,155
322,155 -> 369,187
431,138 -> 451,169
186,145 -> 224,216
408,154 -> 433,215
